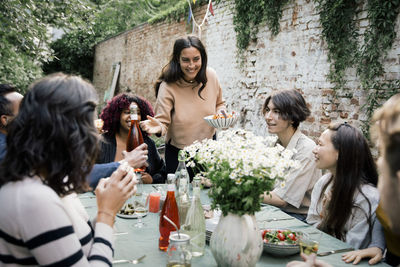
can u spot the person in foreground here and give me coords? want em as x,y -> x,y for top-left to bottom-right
261,89 -> 321,221
140,35 -> 226,175
0,73 -> 137,266
96,93 -> 166,184
340,94 -> 400,266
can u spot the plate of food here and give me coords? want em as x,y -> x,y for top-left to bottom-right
204,111 -> 239,129
116,202 -> 148,219
261,229 -> 302,256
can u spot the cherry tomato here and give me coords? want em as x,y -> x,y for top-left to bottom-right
261,230 -> 268,238
277,230 -> 283,233
277,232 -> 285,241
288,233 -> 297,241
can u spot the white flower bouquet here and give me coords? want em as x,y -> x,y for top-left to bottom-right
184,129 -> 299,216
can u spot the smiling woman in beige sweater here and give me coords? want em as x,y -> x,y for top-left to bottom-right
141,35 -> 226,175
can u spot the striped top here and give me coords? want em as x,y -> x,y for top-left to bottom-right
0,177 -> 114,266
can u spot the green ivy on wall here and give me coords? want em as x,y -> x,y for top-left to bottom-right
357,0 -> 400,134
231,0 -> 399,136
314,0 -> 400,136
232,0 -> 289,51
315,0 -> 358,89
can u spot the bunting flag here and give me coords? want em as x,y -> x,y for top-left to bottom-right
209,1 -> 214,16
187,7 -> 192,23
186,0 -> 213,38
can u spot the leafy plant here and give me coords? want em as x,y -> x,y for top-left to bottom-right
314,0 -> 400,136
232,0 -> 289,51
44,0 -> 194,80
184,129 -> 299,216
0,0 -> 94,92
314,0 -> 358,89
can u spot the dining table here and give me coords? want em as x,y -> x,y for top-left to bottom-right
79,185 -> 389,266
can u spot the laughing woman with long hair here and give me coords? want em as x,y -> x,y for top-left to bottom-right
308,122 -> 385,251
0,73 -> 136,266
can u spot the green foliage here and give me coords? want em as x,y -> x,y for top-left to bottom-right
44,0 -> 195,80
232,0 -> 290,51
149,0 -> 209,24
314,0 -> 400,136
43,30 -> 97,80
314,0 -> 358,89
0,0 -> 94,92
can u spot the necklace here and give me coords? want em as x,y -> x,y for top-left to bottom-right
183,77 -> 195,83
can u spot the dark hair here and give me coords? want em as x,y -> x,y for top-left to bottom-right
154,35 -> 208,99
100,93 -> 154,137
0,73 -> 99,196
262,90 -> 310,129
318,122 -> 378,241
0,84 -> 18,117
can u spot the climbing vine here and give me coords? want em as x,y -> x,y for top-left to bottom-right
314,0 -> 359,89
232,0 -> 289,51
231,0 -> 399,136
357,0 -> 400,134
314,0 -> 400,136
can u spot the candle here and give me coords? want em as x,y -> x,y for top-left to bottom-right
149,192 -> 161,213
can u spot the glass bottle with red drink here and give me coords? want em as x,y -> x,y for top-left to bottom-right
126,102 -> 145,171
159,174 -> 180,251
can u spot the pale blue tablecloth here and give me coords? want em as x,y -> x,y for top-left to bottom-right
80,185 -> 389,267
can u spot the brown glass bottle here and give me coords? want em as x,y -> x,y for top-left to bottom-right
159,182 -> 180,251
126,102 -> 145,171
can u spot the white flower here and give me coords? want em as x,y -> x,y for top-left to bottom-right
184,129 -> 299,197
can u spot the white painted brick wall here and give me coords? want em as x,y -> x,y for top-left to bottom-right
93,0 -> 400,141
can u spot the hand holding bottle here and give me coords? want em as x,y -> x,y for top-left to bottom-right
121,143 -> 148,169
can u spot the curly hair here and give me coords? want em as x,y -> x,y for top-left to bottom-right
100,93 -> 154,137
0,73 -> 99,196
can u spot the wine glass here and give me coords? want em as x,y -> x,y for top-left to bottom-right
133,174 -> 148,228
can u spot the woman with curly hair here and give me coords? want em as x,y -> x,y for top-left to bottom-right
308,122 -> 384,250
0,73 -> 137,266
97,93 -> 166,184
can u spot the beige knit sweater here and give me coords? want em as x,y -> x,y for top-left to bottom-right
155,67 -> 226,149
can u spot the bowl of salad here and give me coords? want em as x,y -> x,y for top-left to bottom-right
204,111 -> 239,129
261,229 -> 302,256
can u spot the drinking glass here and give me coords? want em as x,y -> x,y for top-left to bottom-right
133,174 -> 148,228
299,233 -> 319,255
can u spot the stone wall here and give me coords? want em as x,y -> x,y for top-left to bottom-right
93,0 -> 400,140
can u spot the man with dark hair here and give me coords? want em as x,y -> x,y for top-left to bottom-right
0,84 -> 23,160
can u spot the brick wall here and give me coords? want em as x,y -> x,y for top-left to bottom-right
93,0 -> 400,140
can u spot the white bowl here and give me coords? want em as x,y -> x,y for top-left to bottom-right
204,114 -> 239,129
263,242 -> 300,257
261,229 -> 302,257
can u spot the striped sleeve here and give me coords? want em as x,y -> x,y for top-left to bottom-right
15,187 -> 113,266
